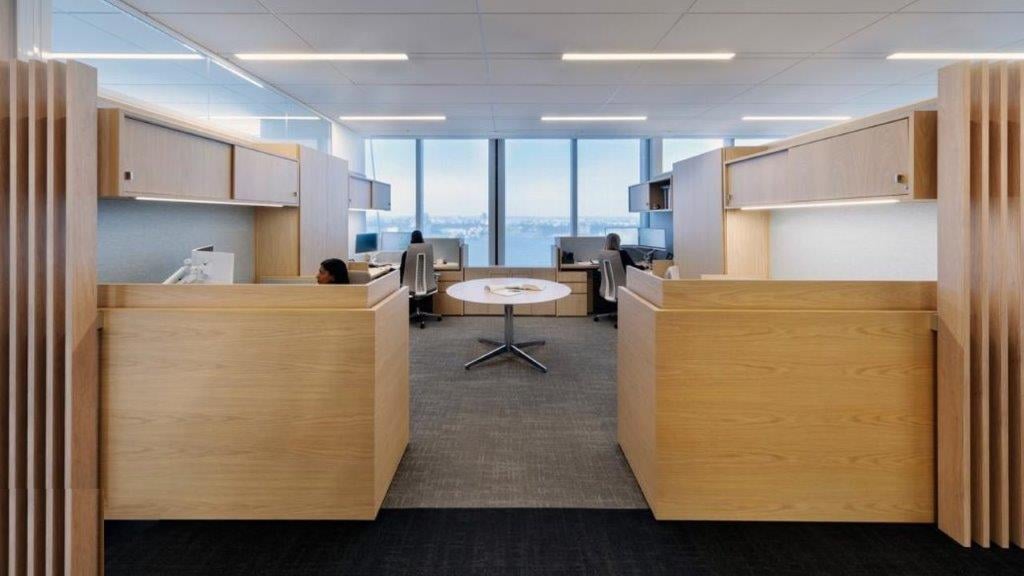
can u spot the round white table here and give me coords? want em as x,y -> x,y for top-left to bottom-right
446,278 -> 571,373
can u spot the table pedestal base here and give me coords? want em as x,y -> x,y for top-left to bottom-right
464,305 -> 547,373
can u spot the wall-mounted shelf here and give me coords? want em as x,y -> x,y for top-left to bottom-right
723,101 -> 937,209
628,172 -> 672,212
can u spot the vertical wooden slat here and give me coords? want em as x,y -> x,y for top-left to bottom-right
1,58 -> 12,576
61,60 -> 99,576
938,60 -> 974,547
9,57 -> 30,576
1010,62 -> 1024,548
970,62 -> 992,548
25,59 -> 47,575
43,60 -> 65,576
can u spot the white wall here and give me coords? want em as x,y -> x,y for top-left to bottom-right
770,202 -> 937,281
332,121 -> 365,174
98,199 -> 255,283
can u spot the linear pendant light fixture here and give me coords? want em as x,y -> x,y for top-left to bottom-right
739,198 -> 900,211
541,116 -> 647,122
135,196 -> 286,208
236,53 -> 409,61
339,115 -> 446,121
44,52 -> 203,60
888,52 -> 1024,60
206,116 -> 320,121
743,115 -> 851,121
563,53 -> 734,61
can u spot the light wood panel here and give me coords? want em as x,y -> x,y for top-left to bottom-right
724,149 -> 788,209
253,207 -> 299,278
298,148 -> 348,275
100,287 -> 408,520
618,283 -> 936,522
3,58 -> 100,574
234,145 -> 298,205
936,60 -> 1024,549
0,58 -> 10,576
724,210 -> 770,277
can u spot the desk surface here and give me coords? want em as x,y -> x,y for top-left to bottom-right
560,263 -> 599,270
447,278 -> 570,306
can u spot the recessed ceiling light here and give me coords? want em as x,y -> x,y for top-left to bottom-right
236,53 -> 409,61
562,53 -> 734,61
44,52 -> 203,60
339,115 -> 446,121
206,116 -> 320,121
541,116 -> 647,122
739,198 -> 900,211
135,196 -> 285,208
211,60 -> 264,88
888,52 -> 1024,60
742,115 -> 851,121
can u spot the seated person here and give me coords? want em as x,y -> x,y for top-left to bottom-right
317,258 -> 350,285
399,229 -> 425,284
604,232 -> 640,269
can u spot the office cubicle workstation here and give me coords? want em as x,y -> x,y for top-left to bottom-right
6,1 -> 1024,570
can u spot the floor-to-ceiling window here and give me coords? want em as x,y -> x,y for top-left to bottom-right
423,139 -> 490,266
661,138 -> 723,173
503,139 -> 571,266
365,139 -> 416,246
577,139 -> 641,242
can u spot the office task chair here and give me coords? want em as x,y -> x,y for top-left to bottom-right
594,250 -> 626,328
403,243 -> 442,329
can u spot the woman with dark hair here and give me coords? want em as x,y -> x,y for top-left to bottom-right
604,232 -> 639,269
317,258 -> 350,285
400,229 -> 425,284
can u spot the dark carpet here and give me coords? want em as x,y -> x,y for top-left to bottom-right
105,510 -> 1024,576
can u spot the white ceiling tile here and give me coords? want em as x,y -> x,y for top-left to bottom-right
56,13 -> 190,52
489,59 -> 635,85
827,13 -> 1024,53
280,84 -> 367,103
337,59 -> 490,85
630,58 -> 801,84
699,102 -> 857,120
690,0 -> 908,12
901,0 -> 1024,11
611,84 -> 751,104
261,0 -> 477,12
491,103 -> 708,117
731,84 -> 879,103
315,102 -> 493,117
232,61 -> 353,85
124,0 -> 267,12
765,58 -> 943,85
55,0 -> 118,13
660,13 -> 885,53
486,85 -> 617,104
846,83 -> 938,104
478,0 -> 686,12
153,14 -> 309,52
481,14 -> 676,53
280,14 -> 483,53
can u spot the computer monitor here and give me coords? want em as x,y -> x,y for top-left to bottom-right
355,233 -> 379,254
638,228 -> 667,249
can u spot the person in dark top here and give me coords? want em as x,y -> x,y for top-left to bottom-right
604,232 -> 639,269
399,230 -> 425,284
317,258 -> 350,285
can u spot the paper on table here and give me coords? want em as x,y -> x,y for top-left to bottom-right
485,283 -> 543,296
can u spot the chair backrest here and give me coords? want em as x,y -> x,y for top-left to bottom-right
403,243 -> 437,296
597,250 -> 626,303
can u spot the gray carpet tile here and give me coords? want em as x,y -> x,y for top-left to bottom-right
382,315 -> 646,509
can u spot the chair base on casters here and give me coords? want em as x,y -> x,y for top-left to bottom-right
411,306 -> 442,329
593,311 -> 617,328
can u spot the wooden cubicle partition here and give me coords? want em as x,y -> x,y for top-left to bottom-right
619,271 -> 936,523
2,59 -> 101,574
937,61 -> 1024,549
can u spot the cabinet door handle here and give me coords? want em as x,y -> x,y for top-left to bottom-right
124,170 -> 134,181
894,173 -> 907,186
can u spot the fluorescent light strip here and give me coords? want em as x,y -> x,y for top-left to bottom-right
206,116 -> 320,121
563,53 -> 734,61
236,53 -> 408,61
212,59 -> 263,88
739,198 -> 900,211
541,116 -> 647,122
743,115 -> 851,122
339,115 -> 446,121
44,52 -> 203,60
888,52 -> 1024,60
135,196 -> 285,208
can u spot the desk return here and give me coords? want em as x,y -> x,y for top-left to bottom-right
99,273 -> 408,520
618,270 -> 936,523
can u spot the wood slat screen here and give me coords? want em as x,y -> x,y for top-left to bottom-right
938,61 -> 1024,549
2,59 -> 100,574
